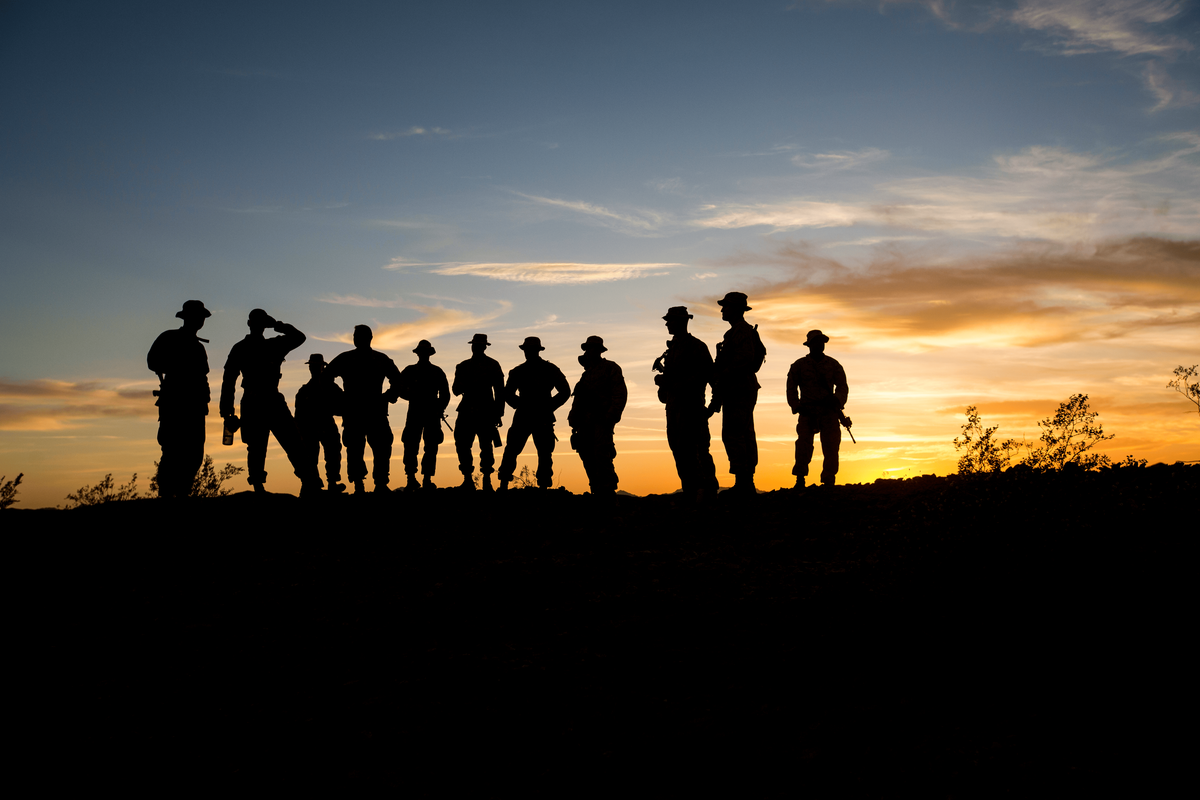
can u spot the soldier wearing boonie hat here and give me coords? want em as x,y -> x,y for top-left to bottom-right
295,353 -> 346,494
397,340 -> 450,490
568,336 -> 628,495
710,292 -> 767,495
652,306 -> 720,499
787,329 -> 848,490
147,300 -> 212,497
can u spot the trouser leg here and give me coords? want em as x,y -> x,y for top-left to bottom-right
498,419 -> 532,482
455,423 -> 475,475
269,398 -> 319,486
793,416 -> 816,477
367,420 -> 394,487
240,407 -> 270,485
818,418 -> 842,485
579,427 -> 617,493
320,422 -> 342,484
157,410 -> 205,497
721,393 -> 758,475
343,422 -> 367,482
532,422 -> 556,488
421,424 -> 440,476
298,424 -> 323,487
401,422 -> 421,475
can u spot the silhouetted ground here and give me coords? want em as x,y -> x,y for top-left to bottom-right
15,465 -> 1193,794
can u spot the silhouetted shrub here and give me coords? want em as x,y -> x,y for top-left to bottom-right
65,473 -> 141,508
0,473 -> 22,510
149,455 -> 244,498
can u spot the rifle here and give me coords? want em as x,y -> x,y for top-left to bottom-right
839,413 -> 856,444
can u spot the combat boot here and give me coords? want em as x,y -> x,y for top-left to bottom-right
422,475 -> 436,490
482,474 -> 494,492
792,476 -> 805,493
459,473 -> 476,490
498,478 -> 509,492
405,473 -> 420,491
353,479 -> 366,494
328,481 -> 346,494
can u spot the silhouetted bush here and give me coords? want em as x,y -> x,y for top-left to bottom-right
0,473 -> 22,510
65,473 -> 141,508
149,455 -> 244,498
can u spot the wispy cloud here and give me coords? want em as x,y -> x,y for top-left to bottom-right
695,135 -> 1200,241
0,379 -> 154,431
324,301 -> 513,351
790,147 -> 890,171
709,236 -> 1200,351
318,294 -> 408,309
368,126 -> 453,140
1143,60 -> 1200,111
1009,0 -> 1191,57
388,261 -> 684,284
511,191 -> 671,235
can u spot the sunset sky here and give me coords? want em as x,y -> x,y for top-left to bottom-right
2,0 -> 1198,507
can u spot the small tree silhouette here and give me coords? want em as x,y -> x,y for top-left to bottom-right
1021,394 -> 1114,471
953,406 -> 1021,474
65,473 -> 142,508
1,473 -> 23,510
149,455 -> 244,498
1167,365 -> 1199,418
512,464 -> 538,489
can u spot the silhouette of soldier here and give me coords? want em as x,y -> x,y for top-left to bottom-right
398,340 -> 450,490
220,309 -> 322,495
497,336 -> 570,490
652,306 -> 719,499
787,330 -> 849,489
452,333 -> 506,491
325,325 -> 403,494
708,292 -> 767,495
147,300 -> 211,497
295,354 -> 346,494
568,336 -> 627,495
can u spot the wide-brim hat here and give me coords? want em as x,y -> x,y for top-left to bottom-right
176,300 -> 211,320
717,291 -> 751,311
468,333 -> 491,347
413,339 -> 436,355
804,329 -> 830,346
305,354 -> 327,366
248,308 -> 277,327
580,335 -> 607,352
519,336 -> 545,351
662,306 -> 693,321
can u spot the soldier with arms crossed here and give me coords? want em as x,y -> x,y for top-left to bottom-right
325,325 -> 404,494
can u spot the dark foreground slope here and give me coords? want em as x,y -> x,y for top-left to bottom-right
15,465 -> 1193,793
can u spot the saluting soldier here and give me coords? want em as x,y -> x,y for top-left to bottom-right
787,330 -> 849,489
568,336 -> 627,495
325,325 -> 403,494
398,339 -> 450,490
295,354 -> 346,494
147,300 -> 211,498
452,333 -> 506,491
220,308 -> 322,495
708,291 -> 767,495
497,336 -> 570,490
652,306 -> 719,499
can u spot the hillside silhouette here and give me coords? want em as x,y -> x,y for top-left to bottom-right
14,465 -> 1193,792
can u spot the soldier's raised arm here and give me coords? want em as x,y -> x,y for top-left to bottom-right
273,320 -> 306,354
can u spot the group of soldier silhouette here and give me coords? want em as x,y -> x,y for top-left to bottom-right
147,291 -> 850,499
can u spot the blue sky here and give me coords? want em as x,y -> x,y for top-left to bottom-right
2,0 -> 1198,504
